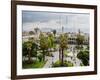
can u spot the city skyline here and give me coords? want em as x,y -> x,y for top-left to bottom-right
22,11 -> 90,33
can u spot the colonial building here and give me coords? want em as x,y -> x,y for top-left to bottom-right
22,28 -> 89,45
67,32 -> 89,45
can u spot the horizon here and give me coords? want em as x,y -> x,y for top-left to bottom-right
22,11 -> 90,34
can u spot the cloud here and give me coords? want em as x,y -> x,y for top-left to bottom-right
22,11 -> 90,33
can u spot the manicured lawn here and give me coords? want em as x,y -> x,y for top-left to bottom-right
22,60 -> 47,69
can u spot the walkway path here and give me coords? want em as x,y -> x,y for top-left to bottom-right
43,51 -> 59,68
43,45 -> 85,68
43,56 -> 52,68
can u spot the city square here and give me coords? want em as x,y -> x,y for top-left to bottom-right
22,11 -> 89,69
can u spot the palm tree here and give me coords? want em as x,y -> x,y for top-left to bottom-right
22,42 -> 28,62
59,34 -> 68,66
76,32 -> 85,49
39,33 -> 49,61
48,33 -> 55,51
31,42 -> 39,60
25,41 -> 32,63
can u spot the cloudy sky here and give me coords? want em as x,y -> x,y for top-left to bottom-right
22,11 -> 90,33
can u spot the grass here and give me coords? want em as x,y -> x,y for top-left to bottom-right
22,60 -> 47,69
52,60 -> 73,67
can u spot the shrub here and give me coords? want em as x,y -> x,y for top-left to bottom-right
77,50 -> 89,66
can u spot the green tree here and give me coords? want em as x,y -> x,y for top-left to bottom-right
37,53 -> 43,62
48,33 -> 55,51
22,42 -> 28,62
23,41 -> 32,63
29,37 -> 39,60
77,50 -> 89,66
39,33 -> 49,61
31,42 -> 39,59
76,33 -> 85,49
59,34 -> 68,66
